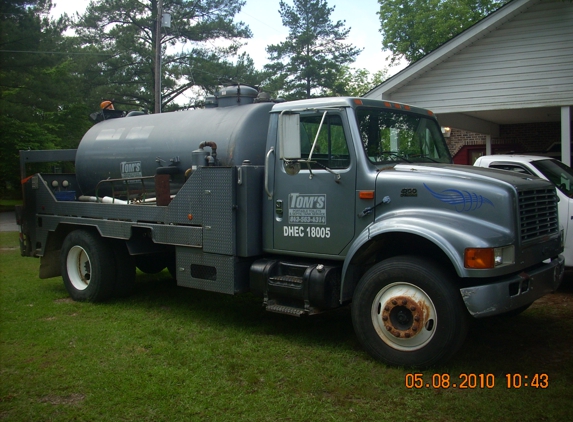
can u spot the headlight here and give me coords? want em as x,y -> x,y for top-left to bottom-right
464,246 -> 515,269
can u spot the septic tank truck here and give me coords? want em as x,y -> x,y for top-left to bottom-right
17,85 -> 564,367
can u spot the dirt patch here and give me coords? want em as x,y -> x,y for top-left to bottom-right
39,394 -> 85,406
531,271 -> 573,308
54,298 -> 74,304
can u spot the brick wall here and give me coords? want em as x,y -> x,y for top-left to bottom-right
447,129 -> 487,157
447,121 -> 568,158
499,122 -> 563,153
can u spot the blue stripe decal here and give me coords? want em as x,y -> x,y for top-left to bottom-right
424,184 -> 494,212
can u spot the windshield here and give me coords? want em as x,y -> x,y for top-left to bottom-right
356,107 -> 451,164
532,159 -> 573,198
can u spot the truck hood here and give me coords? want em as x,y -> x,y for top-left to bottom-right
372,162 -> 561,276
390,163 -> 552,191
373,162 -> 558,249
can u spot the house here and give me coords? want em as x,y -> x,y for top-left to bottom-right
364,0 -> 572,166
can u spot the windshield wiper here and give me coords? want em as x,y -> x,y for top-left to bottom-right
377,151 -> 413,163
420,155 -> 440,163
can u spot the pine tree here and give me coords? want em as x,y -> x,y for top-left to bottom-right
264,0 -> 361,100
73,0 -> 254,111
0,1 -> 92,196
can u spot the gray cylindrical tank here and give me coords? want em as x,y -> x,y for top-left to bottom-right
75,97 -> 274,196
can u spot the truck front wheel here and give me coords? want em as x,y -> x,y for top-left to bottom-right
351,256 -> 468,368
60,230 -> 116,302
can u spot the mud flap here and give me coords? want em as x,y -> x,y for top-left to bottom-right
39,249 -> 61,279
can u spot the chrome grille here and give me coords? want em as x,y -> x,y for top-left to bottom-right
518,188 -> 559,242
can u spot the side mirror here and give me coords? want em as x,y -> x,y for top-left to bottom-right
278,112 -> 301,160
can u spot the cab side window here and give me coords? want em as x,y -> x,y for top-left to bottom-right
300,114 -> 350,169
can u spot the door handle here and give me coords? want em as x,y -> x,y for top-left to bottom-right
265,147 -> 275,199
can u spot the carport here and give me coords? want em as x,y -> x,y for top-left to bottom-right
364,0 -> 572,166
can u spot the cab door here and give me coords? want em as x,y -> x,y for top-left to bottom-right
271,110 -> 357,256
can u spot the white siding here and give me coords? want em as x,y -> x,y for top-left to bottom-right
382,0 -> 573,113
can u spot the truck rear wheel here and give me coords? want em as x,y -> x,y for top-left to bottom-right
351,256 -> 468,368
60,230 -> 116,302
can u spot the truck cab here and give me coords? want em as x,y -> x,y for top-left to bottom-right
255,97 -> 564,366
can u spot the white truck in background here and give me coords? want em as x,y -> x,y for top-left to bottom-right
474,154 -> 572,267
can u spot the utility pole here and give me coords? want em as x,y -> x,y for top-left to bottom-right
154,0 -> 163,114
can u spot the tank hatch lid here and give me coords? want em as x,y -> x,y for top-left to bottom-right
217,85 -> 259,107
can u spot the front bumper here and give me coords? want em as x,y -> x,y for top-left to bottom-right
460,255 -> 565,318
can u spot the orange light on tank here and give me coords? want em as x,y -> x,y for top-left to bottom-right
359,191 -> 375,199
188,214 -> 193,220
464,248 -> 494,269
100,100 -> 114,110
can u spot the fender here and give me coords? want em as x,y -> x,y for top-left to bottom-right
340,209 -> 514,303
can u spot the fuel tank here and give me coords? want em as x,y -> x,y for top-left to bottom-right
75,86 -> 274,196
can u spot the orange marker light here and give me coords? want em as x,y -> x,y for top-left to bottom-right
353,99 -> 363,105
359,191 -> 375,199
464,248 -> 494,269
100,100 -> 114,110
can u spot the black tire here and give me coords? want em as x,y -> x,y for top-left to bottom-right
135,253 -> 167,274
60,230 -> 116,302
110,240 -> 136,297
351,255 -> 469,368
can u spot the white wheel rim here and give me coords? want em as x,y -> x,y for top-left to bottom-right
66,245 -> 92,291
371,282 -> 437,351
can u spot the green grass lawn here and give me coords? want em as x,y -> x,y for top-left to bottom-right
1,231 -> 572,421
0,199 -> 21,213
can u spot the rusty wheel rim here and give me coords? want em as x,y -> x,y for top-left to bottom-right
371,282 -> 437,351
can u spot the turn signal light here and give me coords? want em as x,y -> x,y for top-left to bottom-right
465,246 -> 515,269
465,248 -> 494,269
